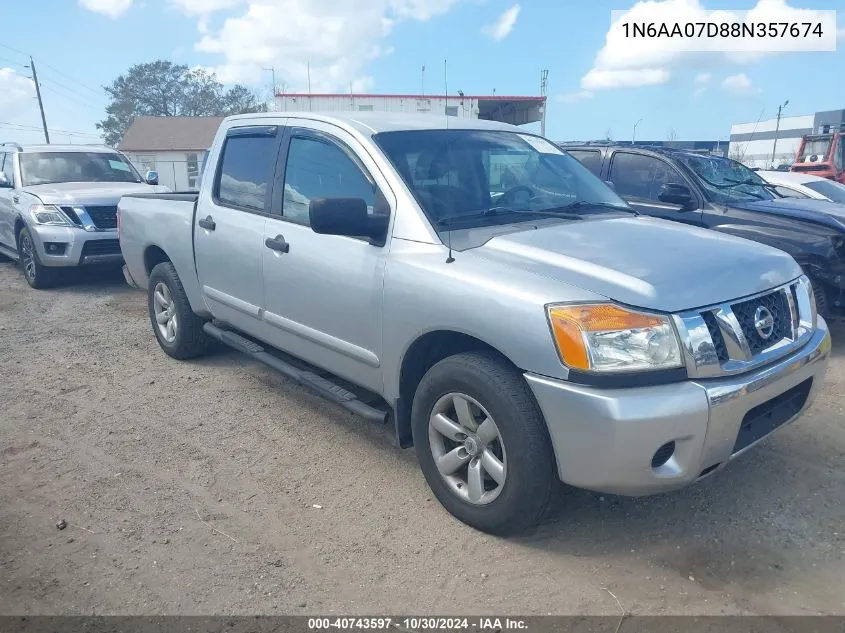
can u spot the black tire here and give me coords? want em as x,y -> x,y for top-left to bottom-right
147,261 -> 210,360
411,351 -> 556,535
17,226 -> 57,289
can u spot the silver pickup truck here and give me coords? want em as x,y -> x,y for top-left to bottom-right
118,113 -> 832,534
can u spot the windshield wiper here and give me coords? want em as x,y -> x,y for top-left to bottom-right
554,201 -> 639,215
437,206 -> 584,227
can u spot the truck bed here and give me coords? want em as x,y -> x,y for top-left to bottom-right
118,192 -> 204,312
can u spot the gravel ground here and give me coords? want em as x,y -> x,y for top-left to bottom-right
0,260 -> 844,616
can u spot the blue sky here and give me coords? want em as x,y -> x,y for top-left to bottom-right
1,0 -> 843,146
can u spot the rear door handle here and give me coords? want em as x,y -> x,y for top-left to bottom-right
198,215 -> 216,231
265,234 -> 290,253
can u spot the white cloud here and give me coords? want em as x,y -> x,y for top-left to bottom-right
693,72 -> 711,95
581,0 -> 835,91
181,0 -> 464,91
482,4 -> 520,41
721,72 -> 759,94
557,90 -> 594,103
170,0 -> 244,15
78,0 -> 132,18
0,68 -> 35,117
583,68 -> 669,90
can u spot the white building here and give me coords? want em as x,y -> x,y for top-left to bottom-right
729,108 -> 845,169
274,93 -> 547,129
119,116 -> 222,191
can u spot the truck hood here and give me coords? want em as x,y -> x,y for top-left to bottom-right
733,198 -> 845,232
24,182 -> 169,206
468,216 -> 801,313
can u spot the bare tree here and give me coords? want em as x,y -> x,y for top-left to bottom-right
604,128 -> 614,142
666,128 -> 678,146
729,145 -> 745,162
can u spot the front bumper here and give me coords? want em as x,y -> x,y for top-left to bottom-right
30,225 -> 123,267
525,318 -> 831,496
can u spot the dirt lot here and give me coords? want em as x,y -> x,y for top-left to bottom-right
0,260 -> 843,616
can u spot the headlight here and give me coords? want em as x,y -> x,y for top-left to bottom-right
547,303 -> 683,373
28,204 -> 73,226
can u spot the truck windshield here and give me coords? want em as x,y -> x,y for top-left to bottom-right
20,151 -> 143,187
798,138 -> 832,162
674,153 -> 775,203
373,129 -> 631,229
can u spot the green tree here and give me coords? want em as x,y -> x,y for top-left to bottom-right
97,60 -> 267,146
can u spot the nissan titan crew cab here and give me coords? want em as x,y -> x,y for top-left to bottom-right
117,113 -> 831,535
0,142 -> 167,288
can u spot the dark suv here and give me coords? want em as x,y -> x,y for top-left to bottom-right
566,144 -> 845,317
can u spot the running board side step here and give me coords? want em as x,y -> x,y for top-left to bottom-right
203,322 -> 388,424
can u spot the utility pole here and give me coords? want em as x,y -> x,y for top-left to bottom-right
633,118 -> 643,144
421,65 -> 425,95
540,69 -> 549,137
28,57 -> 50,144
263,67 -> 277,110
771,99 -> 789,168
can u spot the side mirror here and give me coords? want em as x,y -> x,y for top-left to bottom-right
310,197 -> 387,246
0,173 -> 12,188
658,183 -> 694,209
145,170 -> 159,186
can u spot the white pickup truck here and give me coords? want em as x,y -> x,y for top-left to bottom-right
118,112 -> 831,534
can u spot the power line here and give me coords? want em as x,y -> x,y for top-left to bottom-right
0,43 -> 103,96
39,79 -> 103,109
0,121 -> 101,137
0,56 -> 28,69
39,83 -> 102,112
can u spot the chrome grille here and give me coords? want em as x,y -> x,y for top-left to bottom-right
700,311 -> 729,363
674,277 -> 816,379
731,290 -> 791,355
84,205 -> 118,230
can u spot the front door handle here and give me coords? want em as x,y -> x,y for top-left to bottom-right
198,215 -> 216,231
265,234 -> 290,253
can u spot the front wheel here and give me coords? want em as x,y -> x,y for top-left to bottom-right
17,227 -> 57,289
147,262 -> 210,359
411,351 -> 557,535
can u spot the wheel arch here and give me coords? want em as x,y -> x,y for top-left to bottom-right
394,329 -> 521,449
144,245 -> 172,277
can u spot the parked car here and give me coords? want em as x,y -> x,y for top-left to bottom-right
566,144 -> 845,317
118,113 -> 830,534
757,169 -> 845,204
0,142 -> 168,288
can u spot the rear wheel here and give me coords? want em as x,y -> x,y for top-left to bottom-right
17,227 -> 57,289
411,351 -> 557,535
148,262 -> 210,359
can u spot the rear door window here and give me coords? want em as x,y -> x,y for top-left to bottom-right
609,152 -> 686,202
567,150 -> 603,176
215,129 -> 279,212
1,153 -> 15,185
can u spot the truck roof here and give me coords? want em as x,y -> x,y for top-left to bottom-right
222,111 -> 523,136
2,144 -> 117,153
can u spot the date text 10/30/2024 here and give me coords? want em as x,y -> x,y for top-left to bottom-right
307,617 -> 529,630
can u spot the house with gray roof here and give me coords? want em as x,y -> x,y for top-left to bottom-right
119,116 -> 223,191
